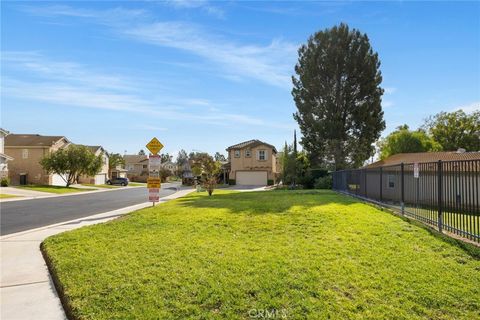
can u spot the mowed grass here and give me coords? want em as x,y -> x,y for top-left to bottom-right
128,182 -> 146,187
0,193 -> 20,199
16,185 -> 96,194
81,183 -> 120,189
43,190 -> 480,320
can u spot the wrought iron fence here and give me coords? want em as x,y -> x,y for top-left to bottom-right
332,159 -> 480,243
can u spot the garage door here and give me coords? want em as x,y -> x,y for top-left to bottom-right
94,174 -> 106,185
51,174 -> 68,186
236,171 -> 267,186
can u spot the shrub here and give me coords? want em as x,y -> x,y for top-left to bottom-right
1,177 -> 9,187
314,175 -> 332,189
228,179 -> 236,185
267,179 -> 274,186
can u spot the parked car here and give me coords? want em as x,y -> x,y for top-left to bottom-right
106,177 -> 129,186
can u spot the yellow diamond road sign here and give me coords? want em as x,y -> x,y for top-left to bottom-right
146,137 -> 164,155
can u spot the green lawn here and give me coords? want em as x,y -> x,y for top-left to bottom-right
81,183 -> 120,189
42,190 -> 480,320
128,182 -> 146,187
0,193 -> 20,199
16,185 -> 96,194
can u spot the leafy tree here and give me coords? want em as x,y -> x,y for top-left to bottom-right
214,152 -> 226,162
176,149 -> 189,177
40,145 -> 103,187
379,125 -> 442,159
281,141 -> 310,187
138,149 -> 146,155
292,23 -> 385,170
159,153 -> 172,163
423,109 -> 480,151
190,153 -> 221,196
108,153 -> 125,178
159,167 -> 171,182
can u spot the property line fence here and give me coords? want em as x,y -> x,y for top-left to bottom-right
332,159 -> 480,243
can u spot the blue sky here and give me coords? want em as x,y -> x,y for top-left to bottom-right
1,1 -> 479,158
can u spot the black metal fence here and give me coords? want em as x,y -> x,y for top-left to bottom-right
332,159 -> 480,243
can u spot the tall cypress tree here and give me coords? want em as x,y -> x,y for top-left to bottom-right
293,130 -> 298,186
292,23 -> 385,170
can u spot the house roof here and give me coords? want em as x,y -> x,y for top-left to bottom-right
0,152 -> 14,161
0,128 -> 10,136
5,134 -> 69,147
124,155 -> 148,164
365,151 -> 480,168
226,139 -> 277,153
78,145 -> 108,156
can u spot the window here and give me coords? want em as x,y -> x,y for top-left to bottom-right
245,149 -> 251,157
22,149 -> 29,159
143,165 -> 148,169
387,174 -> 395,188
234,150 -> 240,158
258,150 -> 266,161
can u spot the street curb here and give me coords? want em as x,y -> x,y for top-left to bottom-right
0,185 -> 183,240
0,185 -> 146,203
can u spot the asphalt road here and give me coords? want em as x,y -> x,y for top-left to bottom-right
0,184 -> 177,236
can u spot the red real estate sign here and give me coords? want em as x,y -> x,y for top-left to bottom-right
149,188 -> 160,202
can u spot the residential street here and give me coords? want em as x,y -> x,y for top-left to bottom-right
1,183 -> 178,236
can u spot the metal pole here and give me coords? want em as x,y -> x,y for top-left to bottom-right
380,167 -> 383,202
438,160 -> 443,233
364,169 -> 367,197
401,163 -> 405,215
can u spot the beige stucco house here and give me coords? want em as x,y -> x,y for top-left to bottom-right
0,128 -> 14,179
5,134 -> 70,185
161,161 -> 177,174
124,154 -> 149,182
226,139 -> 279,185
78,146 -> 109,185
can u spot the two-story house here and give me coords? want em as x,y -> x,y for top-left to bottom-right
124,154 -> 149,182
78,145 -> 110,185
0,128 -> 14,179
226,139 -> 278,185
5,134 -> 71,185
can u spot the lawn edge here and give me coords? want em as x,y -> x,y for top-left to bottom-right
335,191 -> 480,259
40,242 -> 75,320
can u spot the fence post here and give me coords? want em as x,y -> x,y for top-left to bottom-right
379,167 -> 383,202
364,169 -> 367,197
438,160 -> 443,233
401,162 -> 405,215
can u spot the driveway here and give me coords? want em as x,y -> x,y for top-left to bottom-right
0,187 -> 52,198
1,183 -> 179,236
227,185 -> 268,192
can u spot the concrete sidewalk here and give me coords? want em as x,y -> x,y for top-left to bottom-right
0,188 -> 193,320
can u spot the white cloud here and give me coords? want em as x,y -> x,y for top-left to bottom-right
2,53 -> 292,129
451,101 -> 479,113
166,0 -> 225,19
124,22 -> 297,88
384,87 -> 397,94
2,52 -> 131,91
17,5 -> 297,89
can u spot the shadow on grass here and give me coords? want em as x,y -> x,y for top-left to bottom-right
176,189 -> 480,259
175,189 -> 358,215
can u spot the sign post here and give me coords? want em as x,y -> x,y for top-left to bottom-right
146,137 -> 164,206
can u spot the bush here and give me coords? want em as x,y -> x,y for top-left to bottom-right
297,170 -> 315,189
228,179 -> 236,185
1,177 -> 9,187
267,179 -> 274,186
314,175 -> 332,189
